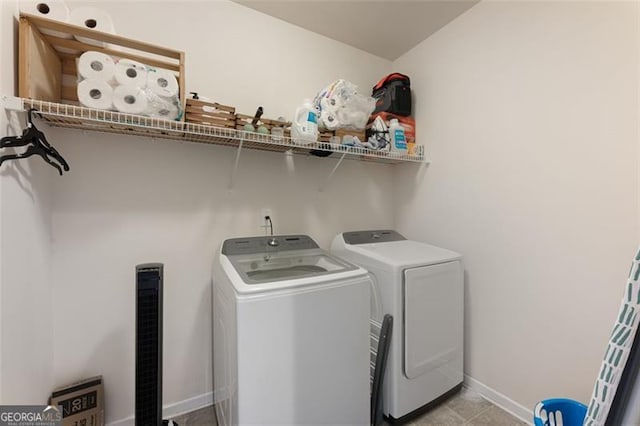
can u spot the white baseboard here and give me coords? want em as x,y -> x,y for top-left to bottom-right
107,379 -> 530,426
464,375 -> 533,425
107,392 -> 213,426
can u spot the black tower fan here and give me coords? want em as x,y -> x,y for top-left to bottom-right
136,263 -> 164,426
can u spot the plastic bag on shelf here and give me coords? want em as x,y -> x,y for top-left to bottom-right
313,79 -> 376,131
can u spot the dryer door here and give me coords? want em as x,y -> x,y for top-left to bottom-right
404,261 -> 463,379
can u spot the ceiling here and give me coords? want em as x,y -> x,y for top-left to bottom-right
233,0 -> 479,61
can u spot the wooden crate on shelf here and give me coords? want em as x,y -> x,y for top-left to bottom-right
235,114 -> 291,137
185,99 -> 236,128
235,113 -> 262,130
318,131 -> 335,143
264,118 -> 292,138
260,117 -> 292,128
18,13 -> 186,115
236,114 -> 288,129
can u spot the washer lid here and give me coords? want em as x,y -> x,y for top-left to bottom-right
347,239 -> 461,268
220,235 -> 362,288
227,249 -> 357,285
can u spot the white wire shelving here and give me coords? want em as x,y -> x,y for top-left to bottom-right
14,98 -> 425,164
4,96 -> 427,190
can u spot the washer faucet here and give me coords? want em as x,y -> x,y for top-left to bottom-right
263,215 -> 277,261
264,237 -> 278,261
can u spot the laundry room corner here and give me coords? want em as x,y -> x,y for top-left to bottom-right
2,0 -> 640,424
391,0 -> 639,420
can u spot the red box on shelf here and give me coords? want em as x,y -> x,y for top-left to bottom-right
368,112 -> 415,145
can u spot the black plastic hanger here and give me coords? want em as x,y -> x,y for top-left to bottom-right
0,108 -> 69,175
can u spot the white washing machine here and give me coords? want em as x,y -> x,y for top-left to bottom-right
213,234 -> 371,426
331,230 -> 464,423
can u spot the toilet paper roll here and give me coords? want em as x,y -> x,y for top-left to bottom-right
20,1 -> 72,39
156,104 -> 179,120
114,59 -> 148,88
320,109 -> 340,130
320,96 -> 341,112
77,51 -> 116,82
144,90 -> 181,120
69,7 -> 116,47
149,101 -> 180,120
113,85 -> 149,114
77,79 -> 114,110
146,68 -> 179,98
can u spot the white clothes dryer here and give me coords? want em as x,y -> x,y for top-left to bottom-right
213,234 -> 371,426
331,230 -> 464,423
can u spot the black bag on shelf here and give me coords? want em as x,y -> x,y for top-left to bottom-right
372,73 -> 411,117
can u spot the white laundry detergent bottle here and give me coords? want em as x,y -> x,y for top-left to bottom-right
389,118 -> 407,153
291,99 -> 319,145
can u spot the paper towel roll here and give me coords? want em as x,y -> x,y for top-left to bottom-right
20,1 -> 72,39
146,68 -> 179,98
77,79 -> 114,110
114,59 -> 148,88
113,85 -> 148,114
77,51 -> 115,82
69,7 -> 115,47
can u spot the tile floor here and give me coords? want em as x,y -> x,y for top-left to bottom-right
170,386 -> 530,425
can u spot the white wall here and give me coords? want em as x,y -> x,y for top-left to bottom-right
0,140 -> 55,405
392,0 -> 639,418
0,0 -> 16,95
0,0 -> 8,405
48,1 -> 392,424
0,0 -> 55,405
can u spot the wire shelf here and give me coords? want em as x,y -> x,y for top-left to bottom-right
20,98 -> 426,165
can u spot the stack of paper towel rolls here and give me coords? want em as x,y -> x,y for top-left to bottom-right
76,51 -> 181,120
19,2 -> 116,51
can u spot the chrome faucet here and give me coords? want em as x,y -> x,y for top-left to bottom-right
263,216 -> 277,261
